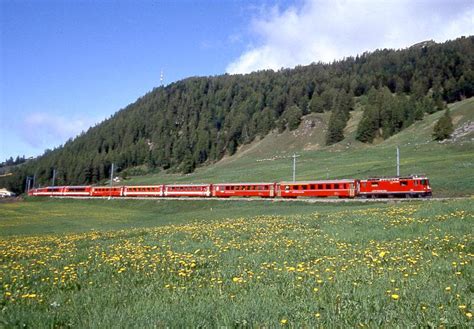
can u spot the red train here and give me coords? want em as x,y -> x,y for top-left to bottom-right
28,175 -> 431,199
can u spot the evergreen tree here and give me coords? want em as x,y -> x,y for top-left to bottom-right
309,95 -> 324,113
356,105 -> 378,143
433,109 -> 454,141
285,105 -> 303,131
325,91 -> 351,145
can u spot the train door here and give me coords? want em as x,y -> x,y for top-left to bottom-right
275,184 -> 281,197
270,184 -> 275,197
350,180 -> 359,197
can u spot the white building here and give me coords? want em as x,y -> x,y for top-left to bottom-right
0,188 -> 15,198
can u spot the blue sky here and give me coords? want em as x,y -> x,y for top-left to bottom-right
1,0 -> 473,161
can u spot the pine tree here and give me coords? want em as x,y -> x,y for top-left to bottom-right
325,92 -> 350,145
433,109 -> 454,141
356,105 -> 378,143
309,95 -> 324,113
286,105 -> 303,131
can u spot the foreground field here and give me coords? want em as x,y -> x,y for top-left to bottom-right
0,198 -> 473,327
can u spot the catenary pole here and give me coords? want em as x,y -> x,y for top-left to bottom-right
109,163 -> 114,199
397,146 -> 400,177
292,154 -> 300,182
52,169 -> 56,187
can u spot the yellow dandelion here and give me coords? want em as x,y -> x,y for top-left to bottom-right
445,286 -> 451,292
315,313 -> 321,318
466,312 -> 472,319
280,319 -> 288,325
391,294 -> 399,300
458,305 -> 466,310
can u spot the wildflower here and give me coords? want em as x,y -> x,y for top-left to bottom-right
458,305 -> 466,310
391,294 -> 399,300
315,313 -> 321,318
445,286 -> 451,292
280,319 -> 288,325
466,312 -> 472,319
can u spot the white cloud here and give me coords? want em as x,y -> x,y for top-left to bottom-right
227,0 -> 474,74
22,112 -> 103,149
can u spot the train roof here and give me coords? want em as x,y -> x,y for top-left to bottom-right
124,185 -> 163,188
165,183 -> 211,187
214,182 -> 274,186
362,175 -> 428,181
64,185 -> 92,188
279,179 -> 356,184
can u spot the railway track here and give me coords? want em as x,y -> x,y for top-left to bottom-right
51,196 -> 471,203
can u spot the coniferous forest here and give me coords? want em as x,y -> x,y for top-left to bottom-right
3,36 -> 473,192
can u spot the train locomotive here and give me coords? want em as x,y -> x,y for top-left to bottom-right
28,175 -> 432,199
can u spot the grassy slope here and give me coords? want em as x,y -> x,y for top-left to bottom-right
127,98 -> 474,197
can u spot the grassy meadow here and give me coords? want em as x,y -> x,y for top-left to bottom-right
1,198 -> 473,327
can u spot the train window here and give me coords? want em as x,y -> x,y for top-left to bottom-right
334,184 -> 339,189
371,182 -> 378,187
421,179 -> 426,185
400,181 -> 408,186
318,184 -> 323,189
310,184 -> 315,190
414,181 -> 418,186
325,184 -> 331,189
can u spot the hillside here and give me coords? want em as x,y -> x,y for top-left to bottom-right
2,36 -> 473,193
125,98 -> 473,197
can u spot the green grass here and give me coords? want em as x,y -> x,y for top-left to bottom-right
125,98 -> 474,197
0,198 -> 473,327
0,197 -> 345,236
